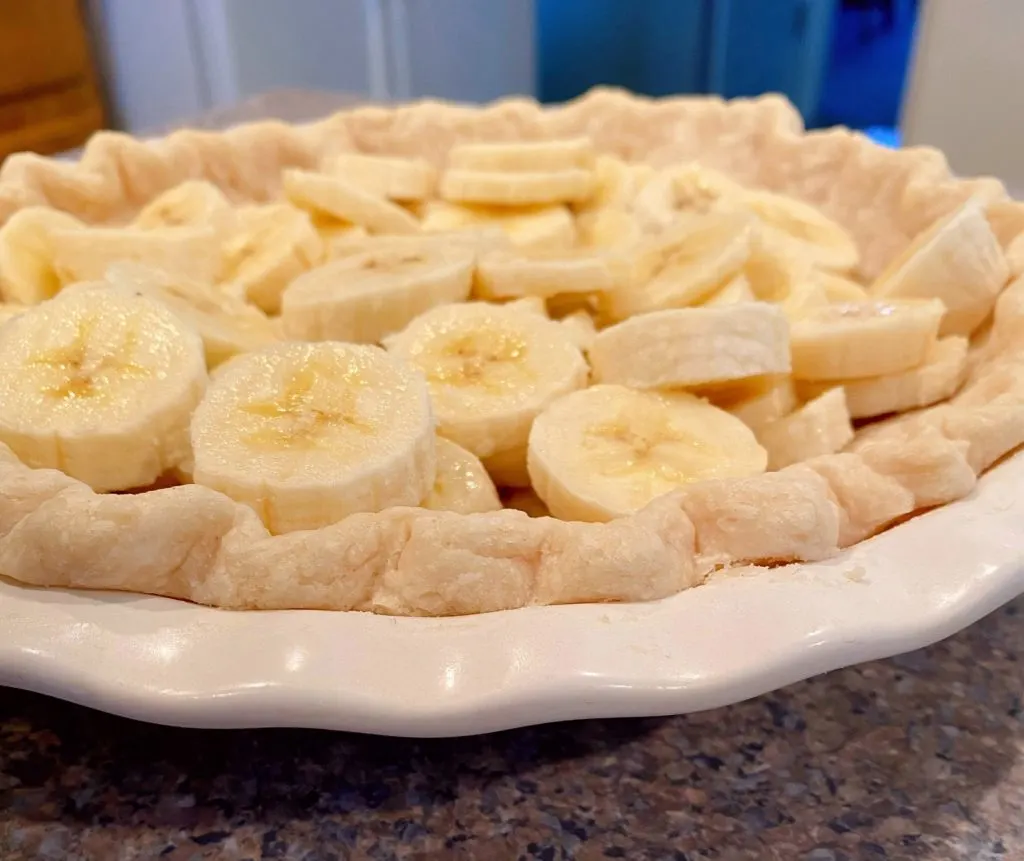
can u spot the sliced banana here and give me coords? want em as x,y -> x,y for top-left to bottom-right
328,227 -> 510,262
718,189 -> 860,272
384,301 -> 588,458
51,225 -> 222,287
191,341 -> 435,534
422,437 -> 502,514
757,388 -> 854,470
0,284 -> 206,491
672,164 -> 744,211
221,203 -> 323,314
601,211 -> 754,320
0,302 -> 28,324
576,207 -> 643,250
702,272 -> 755,306
743,240 -> 829,318
527,384 -> 768,521
440,168 -> 595,207
818,270 -> 869,303
590,304 -> 790,389
506,296 -> 549,316
574,155 -> 652,212
133,180 -> 232,229
789,298 -> 946,381
0,206 -> 84,304
281,246 -> 474,344
311,214 -> 369,258
708,374 -> 798,430
481,445 -> 530,488
447,137 -> 595,172
283,168 -> 419,235
421,201 -> 575,252
474,248 -> 626,300
559,309 -> 598,352
797,336 -> 969,419
330,152 -> 437,201
870,200 -> 1009,336
104,262 -> 277,368
633,164 -> 740,230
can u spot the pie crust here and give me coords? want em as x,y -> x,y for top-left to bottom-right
0,87 -> 1022,617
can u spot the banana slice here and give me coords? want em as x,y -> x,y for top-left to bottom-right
601,211 -> 754,320
440,168 -> 595,207
330,152 -> 437,201
742,239 -> 830,321
221,203 -> 323,314
311,214 -> 369,258
818,270 -> 869,303
757,388 -> 854,470
481,445 -> 530,488
633,164 -> 741,230
576,207 -> 643,250
422,437 -> 502,514
104,262 -> 277,368
51,225 -> 222,287
797,336 -> 969,419
789,298 -> 946,381
502,487 -> 551,518
328,227 -> 510,262
191,341 -> 435,534
447,137 -> 595,172
574,155 -> 653,212
718,189 -> 860,272
871,200 -> 1009,336
527,384 -> 768,521
0,284 -> 206,491
702,272 -> 755,306
506,296 -> 549,316
474,248 -> 626,300
421,201 -> 575,252
281,246 -> 474,344
673,164 -> 745,210
133,180 -> 232,229
283,168 -> 419,235
590,304 -> 790,389
708,374 -> 798,430
384,301 -> 588,458
559,309 -> 597,352
0,302 -> 28,324
0,206 -> 84,304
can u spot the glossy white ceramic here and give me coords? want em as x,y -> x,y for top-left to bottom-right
2,449 -> 1022,737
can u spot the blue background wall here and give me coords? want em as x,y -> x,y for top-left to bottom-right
536,0 -> 916,132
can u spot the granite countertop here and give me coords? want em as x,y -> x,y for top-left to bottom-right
3,91 -> 1024,860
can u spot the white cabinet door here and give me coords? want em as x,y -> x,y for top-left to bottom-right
902,0 -> 1024,194
401,0 -> 536,102
87,0 -> 207,133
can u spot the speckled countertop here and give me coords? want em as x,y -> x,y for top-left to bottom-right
3,92 -> 1024,861
3,596 -> 1023,860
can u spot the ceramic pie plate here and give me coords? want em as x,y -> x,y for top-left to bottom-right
0,448 -> 1020,737
1,90 -> 1023,736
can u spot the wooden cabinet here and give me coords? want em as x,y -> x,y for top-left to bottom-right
0,0 -> 106,159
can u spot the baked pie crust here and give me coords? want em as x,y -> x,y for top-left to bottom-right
0,87 -> 1021,617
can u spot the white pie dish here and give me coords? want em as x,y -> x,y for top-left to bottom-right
2,448 -> 1021,738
